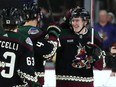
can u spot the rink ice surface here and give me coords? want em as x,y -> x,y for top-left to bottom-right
43,69 -> 116,87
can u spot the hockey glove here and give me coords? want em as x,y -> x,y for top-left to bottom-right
85,44 -> 100,56
85,44 -> 105,61
47,25 -> 61,40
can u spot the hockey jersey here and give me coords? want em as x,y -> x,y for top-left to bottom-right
18,25 -> 58,85
55,28 -> 103,87
0,31 -> 39,87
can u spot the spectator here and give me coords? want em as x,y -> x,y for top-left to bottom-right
107,12 -> 116,24
107,12 -> 116,77
94,10 -> 115,51
94,10 -> 116,76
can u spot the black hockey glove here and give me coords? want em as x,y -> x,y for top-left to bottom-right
47,25 -> 61,40
85,44 -> 101,56
85,44 -> 105,61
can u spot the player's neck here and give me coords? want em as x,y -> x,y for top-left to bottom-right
24,20 -> 37,27
74,27 -> 87,35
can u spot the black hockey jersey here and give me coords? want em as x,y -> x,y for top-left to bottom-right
18,26 -> 58,85
0,31 -> 39,87
55,28 -> 103,83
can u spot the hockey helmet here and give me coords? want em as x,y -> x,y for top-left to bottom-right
1,8 -> 21,25
70,6 -> 90,23
23,2 -> 41,20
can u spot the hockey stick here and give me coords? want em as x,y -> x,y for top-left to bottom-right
91,0 -> 94,44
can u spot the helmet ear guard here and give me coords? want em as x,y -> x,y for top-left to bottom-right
1,8 -> 22,25
1,8 -> 24,30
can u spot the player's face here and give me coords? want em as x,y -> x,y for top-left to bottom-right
71,17 -> 86,33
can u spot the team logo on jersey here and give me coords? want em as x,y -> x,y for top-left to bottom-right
26,37 -> 33,46
72,43 -> 93,69
28,27 -> 39,35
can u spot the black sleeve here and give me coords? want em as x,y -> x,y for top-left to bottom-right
36,38 -> 58,59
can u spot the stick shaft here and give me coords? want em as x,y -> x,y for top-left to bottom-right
91,0 -> 94,44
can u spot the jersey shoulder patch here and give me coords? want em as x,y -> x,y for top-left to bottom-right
28,27 -> 39,35
25,37 -> 33,46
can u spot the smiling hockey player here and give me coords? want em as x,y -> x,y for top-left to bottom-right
55,7 -> 105,87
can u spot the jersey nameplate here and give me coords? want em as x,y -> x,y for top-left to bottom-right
0,40 -> 19,51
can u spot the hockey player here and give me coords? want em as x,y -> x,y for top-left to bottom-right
18,2 -> 60,86
0,8 -> 41,87
55,7 -> 105,87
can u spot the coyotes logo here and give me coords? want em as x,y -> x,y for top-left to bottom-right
72,43 -> 94,69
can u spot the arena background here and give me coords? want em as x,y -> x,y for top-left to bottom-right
0,0 -> 116,22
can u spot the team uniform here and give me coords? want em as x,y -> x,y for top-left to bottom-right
0,31 -> 40,87
18,3 -> 60,85
18,25 -> 58,85
55,28 -> 104,87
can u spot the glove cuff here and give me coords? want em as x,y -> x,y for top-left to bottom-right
47,25 -> 61,38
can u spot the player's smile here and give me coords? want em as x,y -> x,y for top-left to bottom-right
71,17 -> 85,33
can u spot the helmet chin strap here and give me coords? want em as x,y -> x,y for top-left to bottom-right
74,20 -> 88,35
75,25 -> 85,34
74,25 -> 88,39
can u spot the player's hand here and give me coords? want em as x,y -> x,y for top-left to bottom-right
85,44 -> 106,61
85,44 -> 101,56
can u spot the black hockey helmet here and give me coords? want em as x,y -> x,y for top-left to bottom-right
70,6 -> 90,24
23,2 -> 41,20
1,8 -> 21,25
